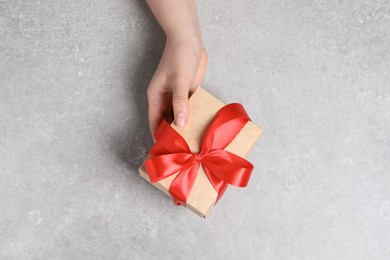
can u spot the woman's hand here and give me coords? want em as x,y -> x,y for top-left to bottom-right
147,35 -> 208,137
145,0 -> 207,138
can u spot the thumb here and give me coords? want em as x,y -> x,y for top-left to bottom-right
172,75 -> 191,128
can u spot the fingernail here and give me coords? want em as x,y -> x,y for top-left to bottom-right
176,112 -> 185,127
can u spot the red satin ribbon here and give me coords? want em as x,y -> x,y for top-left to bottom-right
144,103 -> 254,206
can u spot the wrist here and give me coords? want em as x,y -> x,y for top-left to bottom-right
166,30 -> 204,49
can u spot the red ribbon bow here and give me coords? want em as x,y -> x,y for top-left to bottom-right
144,103 -> 254,206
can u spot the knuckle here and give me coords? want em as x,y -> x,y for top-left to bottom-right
169,71 -> 193,86
146,86 -> 154,98
172,95 -> 188,105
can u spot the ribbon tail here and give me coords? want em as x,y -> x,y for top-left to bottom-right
216,183 -> 228,204
202,150 -> 254,204
169,160 -> 200,206
203,164 -> 228,205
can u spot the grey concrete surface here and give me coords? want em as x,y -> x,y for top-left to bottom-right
1,0 -> 390,259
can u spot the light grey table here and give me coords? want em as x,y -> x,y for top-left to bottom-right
1,0 -> 389,259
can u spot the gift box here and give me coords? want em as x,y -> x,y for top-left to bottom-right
138,86 -> 263,218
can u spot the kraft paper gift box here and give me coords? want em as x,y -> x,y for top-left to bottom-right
138,86 -> 263,218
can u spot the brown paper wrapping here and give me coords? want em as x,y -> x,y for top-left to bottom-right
138,86 -> 263,218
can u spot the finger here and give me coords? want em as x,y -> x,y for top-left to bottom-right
147,92 -> 164,139
171,75 -> 192,128
147,76 -> 166,138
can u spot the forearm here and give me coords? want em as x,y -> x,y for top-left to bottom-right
145,0 -> 203,44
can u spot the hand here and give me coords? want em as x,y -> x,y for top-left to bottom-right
147,35 -> 208,139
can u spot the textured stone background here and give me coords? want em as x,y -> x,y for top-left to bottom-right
1,0 -> 390,259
